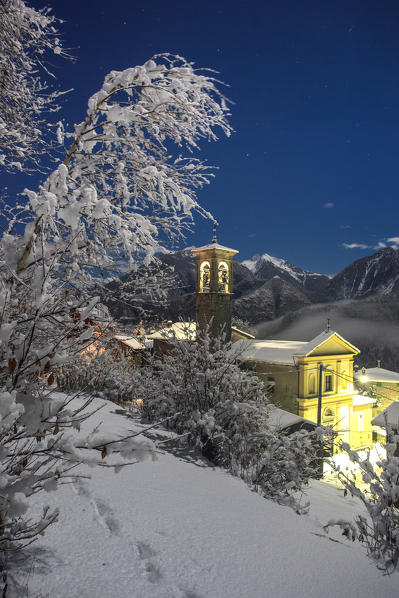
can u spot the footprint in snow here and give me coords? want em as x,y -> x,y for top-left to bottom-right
136,541 -> 162,583
71,478 -> 91,498
71,479 -> 120,535
90,498 -> 120,535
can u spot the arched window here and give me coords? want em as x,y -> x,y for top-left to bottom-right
323,407 -> 335,425
200,261 -> 211,292
308,373 -> 316,395
218,261 -> 229,293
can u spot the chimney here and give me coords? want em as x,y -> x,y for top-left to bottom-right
377,360 -> 381,368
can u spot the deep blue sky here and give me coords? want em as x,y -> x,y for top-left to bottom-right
20,1 -> 399,273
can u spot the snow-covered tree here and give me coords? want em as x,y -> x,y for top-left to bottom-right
0,47 -> 231,587
132,325 -> 318,510
324,434 -> 399,572
0,0 -> 67,170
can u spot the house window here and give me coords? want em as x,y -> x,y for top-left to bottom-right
200,261 -> 210,293
324,374 -> 333,392
308,373 -> 316,395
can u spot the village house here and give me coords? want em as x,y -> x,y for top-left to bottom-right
355,364 -> 399,442
354,363 -> 399,411
371,401 -> 399,454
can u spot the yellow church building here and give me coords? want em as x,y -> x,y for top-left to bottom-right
234,331 -> 374,450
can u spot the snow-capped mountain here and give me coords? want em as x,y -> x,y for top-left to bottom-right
241,253 -> 330,298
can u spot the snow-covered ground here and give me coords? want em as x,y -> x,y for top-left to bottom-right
20,398 -> 397,597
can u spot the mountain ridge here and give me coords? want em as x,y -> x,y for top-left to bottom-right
104,247 -> 399,327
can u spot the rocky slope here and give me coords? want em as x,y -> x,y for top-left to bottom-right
234,276 -> 311,324
320,247 -> 399,301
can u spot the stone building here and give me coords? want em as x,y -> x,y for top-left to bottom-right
355,365 -> 399,442
191,235 -> 238,342
148,233 -> 252,353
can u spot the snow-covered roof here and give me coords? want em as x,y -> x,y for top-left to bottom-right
354,367 -> 399,383
352,394 -> 376,406
192,243 -> 238,254
113,335 -> 145,350
371,402 -> 399,428
235,339 -> 307,365
235,330 -> 359,364
267,407 -> 318,431
146,322 -> 196,341
294,330 -> 360,356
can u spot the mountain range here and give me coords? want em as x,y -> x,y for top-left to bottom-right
105,247 -> 399,332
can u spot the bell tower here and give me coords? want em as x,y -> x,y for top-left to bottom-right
192,226 -> 238,342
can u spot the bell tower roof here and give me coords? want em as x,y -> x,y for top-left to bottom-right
191,242 -> 238,255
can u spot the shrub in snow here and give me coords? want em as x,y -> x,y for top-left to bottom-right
133,326 -> 318,510
324,433 -> 399,572
59,339 -> 138,405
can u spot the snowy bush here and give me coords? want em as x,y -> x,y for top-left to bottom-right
133,326 -> 318,509
324,433 -> 399,572
59,338 -> 138,405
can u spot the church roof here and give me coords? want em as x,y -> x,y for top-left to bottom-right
191,242 -> 238,254
235,339 -> 307,365
235,330 -> 359,364
294,330 -> 360,356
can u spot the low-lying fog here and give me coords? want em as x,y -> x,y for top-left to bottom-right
254,299 -> 399,370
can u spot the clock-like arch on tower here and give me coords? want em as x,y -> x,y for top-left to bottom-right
218,261 -> 229,293
199,260 -> 211,293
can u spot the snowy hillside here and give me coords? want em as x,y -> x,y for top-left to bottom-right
18,397 -> 398,598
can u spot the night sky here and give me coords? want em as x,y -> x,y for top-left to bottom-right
18,1 -> 399,273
